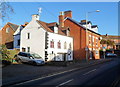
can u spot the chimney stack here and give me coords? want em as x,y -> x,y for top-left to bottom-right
59,10 -> 72,28
64,10 -> 72,18
81,20 -> 87,23
32,14 -> 39,21
59,12 -> 64,28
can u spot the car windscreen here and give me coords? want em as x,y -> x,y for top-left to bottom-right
31,53 -> 42,59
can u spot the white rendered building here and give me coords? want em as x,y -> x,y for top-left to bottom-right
20,14 -> 73,62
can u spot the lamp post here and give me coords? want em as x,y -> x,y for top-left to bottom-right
85,10 -> 100,62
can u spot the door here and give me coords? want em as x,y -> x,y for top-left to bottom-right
22,48 -> 26,52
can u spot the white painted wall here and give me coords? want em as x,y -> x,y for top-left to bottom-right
47,32 -> 73,61
91,27 -> 98,33
20,19 -> 46,61
20,14 -> 73,62
82,23 -> 92,30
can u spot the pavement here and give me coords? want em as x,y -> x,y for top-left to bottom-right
2,58 -> 113,86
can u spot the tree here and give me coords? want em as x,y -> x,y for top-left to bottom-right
100,39 -> 107,44
0,0 -> 14,21
100,39 -> 115,49
0,45 -> 10,61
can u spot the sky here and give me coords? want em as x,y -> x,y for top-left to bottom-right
2,2 -> 118,35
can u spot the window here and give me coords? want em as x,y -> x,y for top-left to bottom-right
96,38 -> 98,47
27,47 -> 30,52
17,39 -> 20,46
92,36 -> 94,42
58,41 -> 61,49
89,35 -> 91,45
27,33 -> 30,39
64,42 -> 67,49
50,40 -> 54,48
6,27 -> 10,33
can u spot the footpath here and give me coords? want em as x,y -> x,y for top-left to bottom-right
2,59 -> 112,86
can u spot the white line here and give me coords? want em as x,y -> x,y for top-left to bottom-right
56,79 -> 73,87
83,69 -> 96,75
15,68 -> 79,85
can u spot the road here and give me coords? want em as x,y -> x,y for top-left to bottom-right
9,58 -> 120,87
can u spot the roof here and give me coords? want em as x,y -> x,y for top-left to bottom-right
37,20 -> 65,36
80,21 -> 92,25
47,22 -> 58,27
91,25 -> 98,28
66,18 -> 101,35
7,22 -> 19,31
102,35 -> 120,39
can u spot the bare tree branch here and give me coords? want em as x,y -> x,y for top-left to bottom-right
0,0 -> 14,21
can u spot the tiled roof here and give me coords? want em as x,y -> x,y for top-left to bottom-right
37,20 -> 65,36
102,35 -> 120,39
47,22 -> 57,27
7,22 -> 19,31
66,18 -> 101,35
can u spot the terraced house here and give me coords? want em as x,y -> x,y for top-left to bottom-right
58,10 -> 101,60
20,14 -> 73,62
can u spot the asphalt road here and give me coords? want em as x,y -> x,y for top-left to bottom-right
9,58 -> 120,87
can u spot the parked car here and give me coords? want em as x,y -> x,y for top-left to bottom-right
15,52 -> 45,65
105,53 -> 117,57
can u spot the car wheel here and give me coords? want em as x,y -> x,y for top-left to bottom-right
33,61 -> 37,66
17,59 -> 22,64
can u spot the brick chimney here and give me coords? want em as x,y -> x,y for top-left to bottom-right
81,20 -> 86,23
64,10 -> 72,18
59,10 -> 72,28
59,12 -> 64,28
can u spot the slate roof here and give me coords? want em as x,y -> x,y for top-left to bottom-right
66,18 -> 101,35
7,22 -> 19,31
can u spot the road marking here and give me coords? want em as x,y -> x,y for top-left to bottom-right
83,69 -> 96,75
15,68 -> 79,85
56,79 -> 73,87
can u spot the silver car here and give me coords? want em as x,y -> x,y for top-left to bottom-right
15,52 -> 45,65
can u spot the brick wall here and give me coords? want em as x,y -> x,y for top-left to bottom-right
0,24 -> 15,49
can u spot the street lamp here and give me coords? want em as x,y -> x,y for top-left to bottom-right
85,10 -> 100,62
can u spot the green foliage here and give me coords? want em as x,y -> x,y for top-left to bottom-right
100,39 -> 115,46
0,45 -> 11,61
100,39 -> 107,44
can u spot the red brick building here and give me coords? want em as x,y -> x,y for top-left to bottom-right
0,22 -> 19,49
58,11 -> 101,60
101,35 -> 120,50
